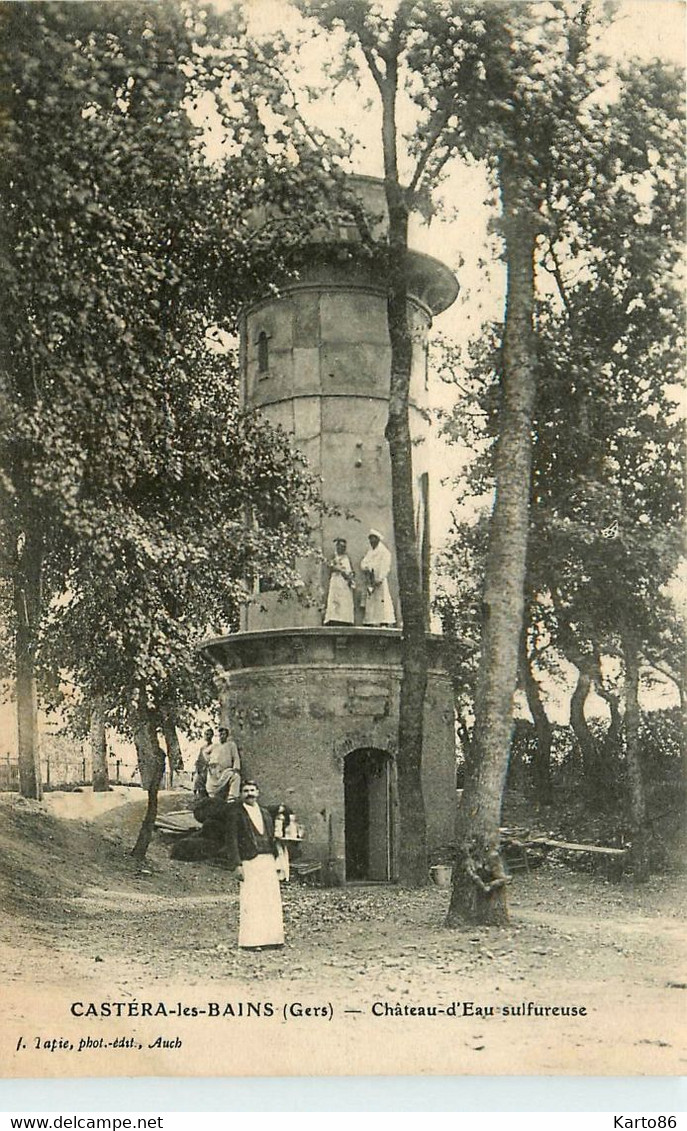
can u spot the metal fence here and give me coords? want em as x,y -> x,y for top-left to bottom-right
0,751 -> 185,792
0,751 -> 140,792
0,754 -> 19,792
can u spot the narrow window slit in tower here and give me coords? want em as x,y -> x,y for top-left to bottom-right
257,330 -> 269,376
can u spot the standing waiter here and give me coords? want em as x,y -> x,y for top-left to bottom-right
226,780 -> 285,950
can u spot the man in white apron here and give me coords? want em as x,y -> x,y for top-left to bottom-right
226,781 -> 285,950
360,529 -> 396,626
205,725 -> 241,800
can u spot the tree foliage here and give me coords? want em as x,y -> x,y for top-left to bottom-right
0,1 -> 328,801
437,38 -> 684,883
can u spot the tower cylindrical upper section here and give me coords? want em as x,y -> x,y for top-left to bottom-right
239,178 -> 458,631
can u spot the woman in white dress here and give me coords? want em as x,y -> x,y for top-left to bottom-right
324,537 -> 356,625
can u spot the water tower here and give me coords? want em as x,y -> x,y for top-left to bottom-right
201,178 -> 459,884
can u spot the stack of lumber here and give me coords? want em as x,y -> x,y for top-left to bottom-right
154,810 -> 200,835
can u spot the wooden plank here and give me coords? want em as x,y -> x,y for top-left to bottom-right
527,837 -> 627,856
154,811 -> 200,833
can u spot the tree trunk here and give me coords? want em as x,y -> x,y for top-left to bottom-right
90,697 -> 110,793
569,665 -> 598,789
14,524 -> 43,799
594,653 -> 623,788
680,686 -> 687,800
447,798 -> 511,927
447,166 -> 538,927
680,640 -> 687,798
519,636 -> 553,805
161,711 -> 183,787
379,64 -> 428,886
131,696 -> 165,861
623,628 -> 649,882
606,693 -> 623,751
441,606 -> 475,767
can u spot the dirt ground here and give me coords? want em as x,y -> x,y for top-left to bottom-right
0,788 -> 685,1078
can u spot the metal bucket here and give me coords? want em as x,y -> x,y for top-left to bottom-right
430,864 -> 453,888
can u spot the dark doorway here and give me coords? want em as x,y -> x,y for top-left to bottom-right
344,747 -> 392,881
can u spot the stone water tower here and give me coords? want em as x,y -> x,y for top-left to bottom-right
201,178 -> 459,884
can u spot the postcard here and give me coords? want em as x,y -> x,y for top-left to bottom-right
1,0 -> 684,1081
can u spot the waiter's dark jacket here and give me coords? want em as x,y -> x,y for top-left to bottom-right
225,803 -> 278,870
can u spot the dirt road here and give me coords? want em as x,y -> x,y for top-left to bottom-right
0,791 -> 684,1077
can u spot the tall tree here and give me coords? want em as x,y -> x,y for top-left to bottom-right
297,0 -> 451,883
406,0 -> 601,924
438,44 -> 684,888
518,616 -> 554,805
530,54 -> 684,862
0,1 -> 329,805
0,0 -> 225,795
37,321 -> 319,854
